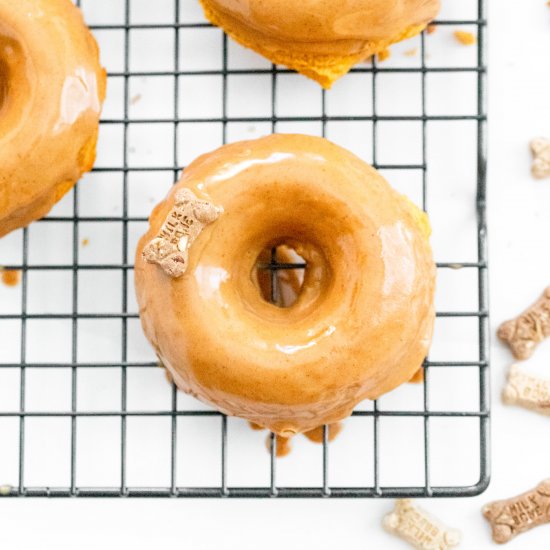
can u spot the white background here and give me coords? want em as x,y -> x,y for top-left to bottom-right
2,0 -> 550,548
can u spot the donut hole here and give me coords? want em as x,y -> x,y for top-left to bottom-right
255,245 -> 306,308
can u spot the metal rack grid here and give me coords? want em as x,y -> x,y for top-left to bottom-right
0,0 -> 489,498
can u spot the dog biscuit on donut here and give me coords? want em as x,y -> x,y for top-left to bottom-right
0,0 -> 106,237
135,134 -> 436,436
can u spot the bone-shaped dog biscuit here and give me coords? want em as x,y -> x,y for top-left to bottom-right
143,188 -> 222,277
483,479 -> 550,544
502,364 -> 550,416
531,138 -> 550,179
497,286 -> 550,360
383,499 -> 461,550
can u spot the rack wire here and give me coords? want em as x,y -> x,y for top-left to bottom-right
0,0 -> 488,497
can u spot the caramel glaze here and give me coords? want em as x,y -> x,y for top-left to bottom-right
199,0 -> 440,87
303,422 -> 343,444
0,0 -> 106,238
250,420 -> 342,457
1,269 -> 20,287
265,433 -> 292,458
409,368 -> 424,383
135,134 -> 436,437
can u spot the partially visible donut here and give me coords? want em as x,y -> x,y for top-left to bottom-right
0,0 -> 106,237
135,134 -> 436,436
199,0 -> 441,88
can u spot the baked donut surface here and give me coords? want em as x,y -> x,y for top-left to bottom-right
199,0 -> 440,88
0,0 -> 106,238
135,134 -> 436,436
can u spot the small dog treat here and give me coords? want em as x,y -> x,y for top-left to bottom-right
530,138 -> 550,179
383,499 -> 461,550
143,188 -> 223,277
502,364 -> 550,416
497,286 -> 550,360
483,479 -> 550,544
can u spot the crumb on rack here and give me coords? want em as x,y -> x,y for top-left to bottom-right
81,238 -> 90,247
426,23 -> 437,34
0,485 -> 12,496
404,47 -> 418,57
1,269 -> 21,287
377,48 -> 391,62
454,30 -> 476,46
130,93 -> 142,105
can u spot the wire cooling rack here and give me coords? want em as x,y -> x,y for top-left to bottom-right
0,0 -> 488,497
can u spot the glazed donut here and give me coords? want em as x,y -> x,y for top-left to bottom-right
135,134 -> 435,436
0,0 -> 106,238
199,0 -> 440,88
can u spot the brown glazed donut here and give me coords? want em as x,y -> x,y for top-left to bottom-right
199,0 -> 441,88
135,134 -> 436,436
0,0 -> 106,238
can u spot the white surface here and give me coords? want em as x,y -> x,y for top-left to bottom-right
2,0 -> 550,548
